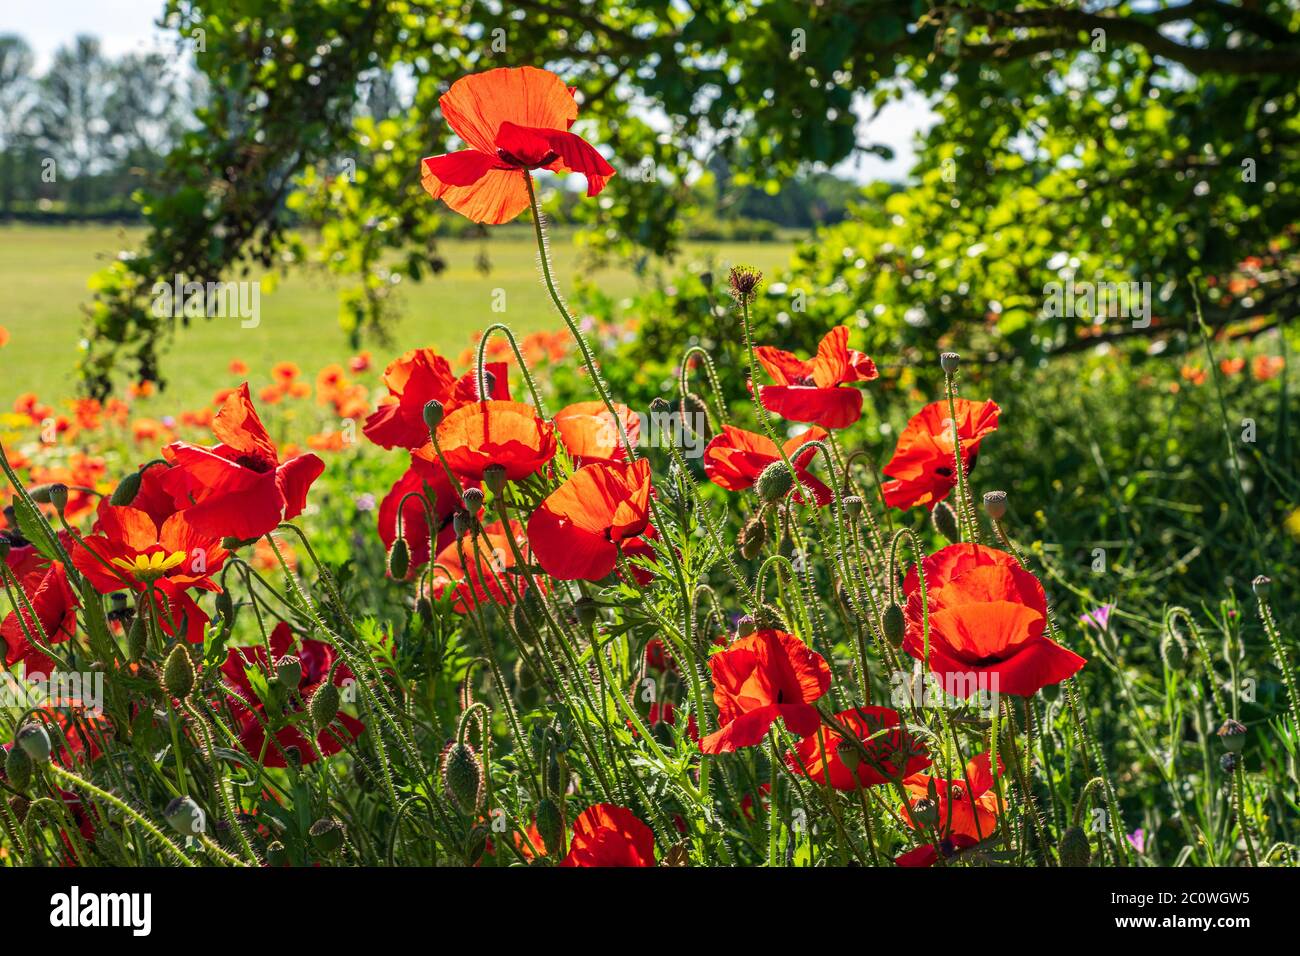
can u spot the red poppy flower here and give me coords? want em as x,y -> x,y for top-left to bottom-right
900,751 -> 1003,854
554,400 -> 640,463
430,400 -> 556,482
220,622 -> 364,768
703,424 -> 832,505
430,519 -> 530,613
698,630 -> 831,755
2,560 -> 77,677
363,349 -> 459,449
450,361 -> 511,408
527,459 -> 651,581
787,705 -> 930,790
421,66 -> 615,225
902,543 -> 1085,697
881,398 -> 1000,511
72,496 -> 227,596
559,803 -> 655,867
161,384 -> 325,540
754,326 -> 878,429
377,453 -> 473,576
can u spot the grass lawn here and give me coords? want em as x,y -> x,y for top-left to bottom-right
0,223 -> 797,408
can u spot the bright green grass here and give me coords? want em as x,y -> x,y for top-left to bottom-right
0,223 -> 796,408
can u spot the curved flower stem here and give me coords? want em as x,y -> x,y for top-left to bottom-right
46,763 -> 193,866
475,322 -> 548,413
942,368 -> 980,543
679,344 -> 729,433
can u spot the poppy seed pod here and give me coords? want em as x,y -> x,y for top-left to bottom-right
753,603 -> 787,632
881,603 -> 905,648
1059,825 -> 1092,867
982,490 -> 1008,521
16,723 -> 51,763
265,840 -> 289,867
452,509 -> 474,538
423,399 -> 445,430
442,741 -> 484,814
1217,718 -> 1247,753
911,797 -> 940,827
483,463 -> 507,494
5,744 -> 33,791
275,655 -> 302,690
932,499 -> 961,544
388,538 -> 410,579
164,796 -> 204,838
535,798 -> 563,856
756,461 -> 794,504
842,494 -> 863,518
835,739 -> 862,772
309,817 -> 346,855
1251,575 -> 1270,598
109,469 -> 143,507
47,483 -> 69,516
127,614 -> 148,662
939,351 -> 960,375
461,487 -> 485,512
311,681 -> 341,730
737,513 -> 766,560
736,614 -> 757,637
163,643 -> 195,699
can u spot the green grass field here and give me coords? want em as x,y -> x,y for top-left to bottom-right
0,224 -> 796,408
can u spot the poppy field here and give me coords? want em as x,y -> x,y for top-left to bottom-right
1,61 -> 1298,876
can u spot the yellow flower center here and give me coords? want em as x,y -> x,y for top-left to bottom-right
111,551 -> 188,580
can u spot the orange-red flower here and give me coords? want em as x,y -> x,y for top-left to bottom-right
698,630 -> 831,755
364,349 -> 459,449
787,705 -> 930,790
432,400 -> 556,482
881,398 -> 1000,511
527,459 -> 651,581
377,454 -> 473,575
161,383 -> 324,540
430,519 -> 531,613
2,558 -> 76,677
754,326 -> 878,429
896,751 -> 1002,866
901,543 -> 1085,697
559,803 -> 655,867
703,424 -> 831,505
421,66 -> 615,225
554,400 -> 639,463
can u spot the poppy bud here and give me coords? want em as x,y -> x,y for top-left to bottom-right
881,603 -> 905,648
512,588 -> 546,642
836,739 -> 862,772
423,399 -> 445,430
932,499 -> 960,544
738,513 -> 766,560
842,494 -> 863,518
28,483 -> 54,504
275,655 -> 302,690
911,797 -> 939,827
982,490 -> 1007,521
127,613 -> 148,662
388,538 -> 410,579
939,351 -> 960,375
756,461 -> 794,504
441,741 -> 484,814
215,589 -> 235,625
416,596 -> 433,621
754,603 -> 787,632
283,745 -> 303,770
535,798 -> 563,856
5,745 -> 32,791
453,509 -> 474,538
736,614 -> 757,637
462,487 -> 485,512
543,748 -> 565,799
266,840 -> 289,866
1216,718 -> 1247,753
163,643 -> 195,699
483,464 -> 507,494
1220,751 -> 1239,773
574,597 -> 600,631
164,796 -> 204,838
16,723 -> 51,763
47,483 -> 69,516
1251,575 -> 1270,598
699,270 -> 713,288
8,794 -> 30,822
309,817 -> 345,855
1059,825 -> 1092,867
311,681 -> 341,730
110,469 -> 143,506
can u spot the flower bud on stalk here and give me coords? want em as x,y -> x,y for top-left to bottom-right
163,644 -> 195,699
881,603 -> 905,648
453,509 -> 474,539
423,400 -> 445,430
17,723 -> 51,763
932,499 -> 960,544
535,798 -> 564,856
737,513 -> 766,560
310,682 -> 341,731
442,741 -> 484,813
388,537 -> 410,579
982,490 -> 1007,521
757,462 -> 794,504
110,469 -> 143,507
1059,825 -> 1092,867
5,745 -> 33,791
164,796 -> 204,838
48,483 -> 69,516
754,603 -> 787,632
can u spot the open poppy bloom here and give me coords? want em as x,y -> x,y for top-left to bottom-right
220,622 -> 364,769
559,803 -> 655,867
430,519 -> 530,613
2,559 -> 76,677
421,66 -> 615,225
364,348 -> 510,450
881,398 -> 1000,511
527,459 -> 651,581
703,424 -> 831,505
787,705 -> 930,790
72,495 -> 227,596
377,454 -> 473,576
554,400 -> 639,463
902,543 -> 1086,697
754,326 -> 878,429
431,400 -> 556,482
698,630 -> 831,755
895,751 -> 1003,866
161,384 -> 325,541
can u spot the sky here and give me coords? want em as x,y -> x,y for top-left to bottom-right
5,0 -> 934,183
